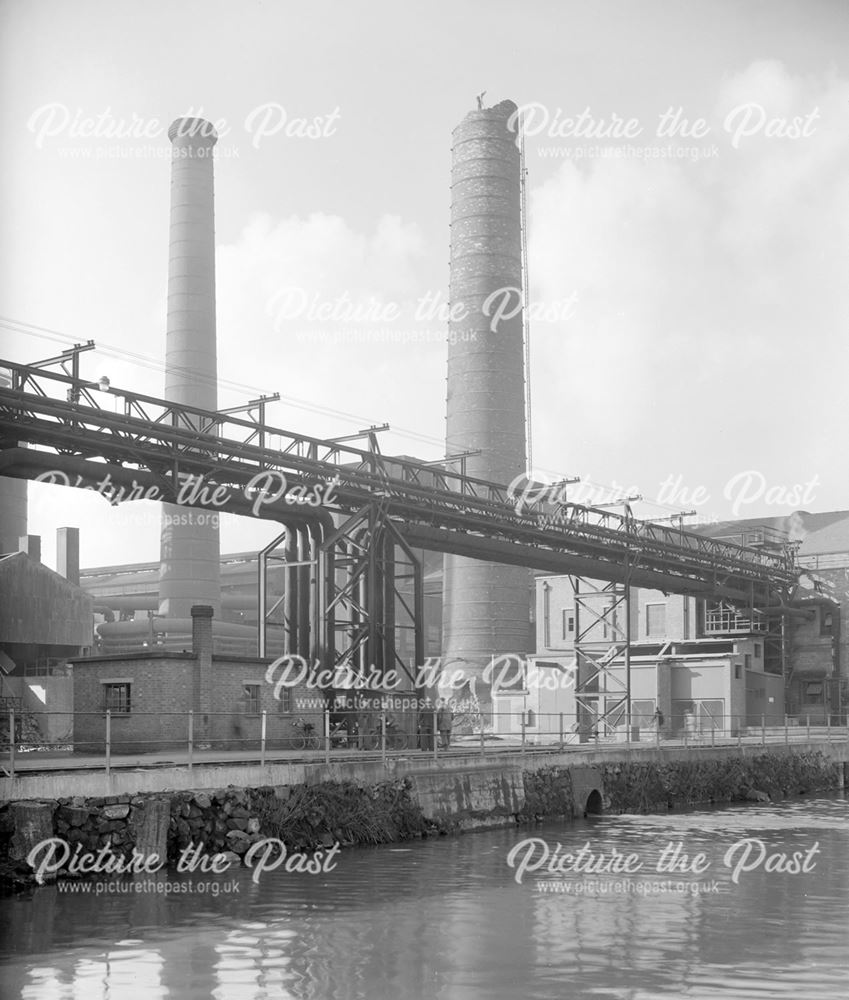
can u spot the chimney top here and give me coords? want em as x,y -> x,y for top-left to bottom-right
190,604 -> 215,619
168,117 -> 218,146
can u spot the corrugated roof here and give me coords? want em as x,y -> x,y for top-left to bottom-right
798,514 -> 849,556
695,510 -> 849,541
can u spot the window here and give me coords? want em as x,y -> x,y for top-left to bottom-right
562,610 -> 575,638
744,654 -> 752,670
242,684 -> 261,714
646,603 -> 666,638
698,700 -> 724,732
103,682 -> 131,714
276,685 -> 292,713
754,643 -> 762,659
804,682 -> 824,704
821,611 -> 834,636
631,700 -> 655,728
735,664 -> 742,680
604,698 -> 626,729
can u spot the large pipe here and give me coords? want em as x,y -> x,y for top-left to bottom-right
284,528 -> 298,653
298,525 -> 311,657
97,618 -> 258,639
89,593 -> 265,613
158,116 -> 221,618
441,99 -> 531,707
306,520 -> 322,663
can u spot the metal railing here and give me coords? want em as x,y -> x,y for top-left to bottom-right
2,708 -> 847,786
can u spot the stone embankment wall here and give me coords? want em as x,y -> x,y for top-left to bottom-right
1,751 -> 843,887
600,752 -> 844,813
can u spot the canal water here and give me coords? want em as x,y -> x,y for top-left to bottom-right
1,791 -> 847,999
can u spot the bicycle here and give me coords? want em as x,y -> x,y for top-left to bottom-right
330,720 -> 358,749
362,724 -> 408,751
291,717 -> 321,751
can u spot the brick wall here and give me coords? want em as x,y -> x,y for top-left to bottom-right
71,651 -> 317,753
209,658 -> 321,749
73,653 -> 196,752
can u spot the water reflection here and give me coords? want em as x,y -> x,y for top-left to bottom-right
0,793 -> 846,1000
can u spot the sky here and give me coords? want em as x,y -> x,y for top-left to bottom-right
1,0 -> 847,570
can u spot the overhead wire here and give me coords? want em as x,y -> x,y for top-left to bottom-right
0,313 -> 690,514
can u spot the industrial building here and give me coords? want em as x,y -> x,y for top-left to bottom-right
0,99 -> 843,754
496,510 -> 847,741
0,529 -> 89,745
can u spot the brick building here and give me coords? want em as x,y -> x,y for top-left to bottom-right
71,605 -> 319,753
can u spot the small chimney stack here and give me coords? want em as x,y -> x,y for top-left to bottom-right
191,603 -> 214,656
191,604 -> 214,739
18,534 -> 41,562
57,527 -> 80,585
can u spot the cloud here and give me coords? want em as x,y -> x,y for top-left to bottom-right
215,210 -> 444,448
526,61 -> 849,517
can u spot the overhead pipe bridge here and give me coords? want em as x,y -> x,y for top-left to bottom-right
0,357 -> 799,602
0,355 -> 800,677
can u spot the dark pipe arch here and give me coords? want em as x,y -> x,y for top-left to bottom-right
584,789 -> 603,816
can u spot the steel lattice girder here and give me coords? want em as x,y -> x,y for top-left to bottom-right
0,358 -> 799,607
319,504 -> 422,688
571,578 -> 632,732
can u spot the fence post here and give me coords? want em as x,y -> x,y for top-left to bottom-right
520,713 -> 526,754
827,711 -> 831,742
324,708 -> 330,765
479,723 -> 485,758
684,721 -> 688,749
8,709 -> 15,783
260,710 -> 267,767
711,724 -> 715,748
737,716 -> 741,750
761,714 -> 765,746
105,709 -> 111,778
432,709 -> 438,761
784,715 -> 788,746
380,712 -> 386,763
559,712 -> 564,751
806,714 -> 810,741
188,710 -> 194,771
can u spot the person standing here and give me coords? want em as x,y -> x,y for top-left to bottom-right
418,697 -> 434,751
437,698 -> 454,749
